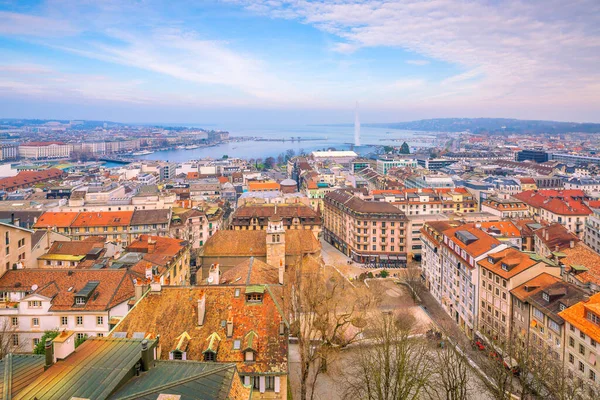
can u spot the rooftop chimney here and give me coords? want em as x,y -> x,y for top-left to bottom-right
147,237 -> 156,254
44,340 -> 54,370
140,339 -> 154,371
570,240 -> 575,248
226,317 -> 234,338
208,263 -> 220,285
545,230 -> 549,241
279,259 -> 284,285
197,294 -> 206,326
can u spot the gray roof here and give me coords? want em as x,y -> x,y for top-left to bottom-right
131,209 -> 170,225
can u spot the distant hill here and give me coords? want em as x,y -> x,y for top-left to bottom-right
363,118 -> 600,134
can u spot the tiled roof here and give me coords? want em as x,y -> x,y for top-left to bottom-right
559,292 -> 600,343
534,223 -> 579,251
477,221 -> 521,238
221,257 -> 280,284
511,272 -> 561,302
444,224 -> 502,258
232,204 -> 321,225
0,168 -> 64,191
478,248 -> 542,279
527,281 -> 587,324
0,269 -> 137,311
32,212 -> 79,229
514,190 -> 592,216
248,181 -> 280,191
326,190 -> 406,215
130,209 -> 171,225
71,211 -> 134,227
203,230 -> 320,257
561,243 -> 600,286
43,239 -> 105,256
112,286 -> 288,375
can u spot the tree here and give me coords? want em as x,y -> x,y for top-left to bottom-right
383,145 -> 395,154
33,329 -> 60,355
75,334 -> 88,348
380,270 -> 389,278
343,312 -> 432,400
289,256 -> 374,400
264,157 -> 276,169
222,154 -> 229,159
0,319 -> 23,359
277,153 -> 285,165
286,149 -> 296,161
428,343 -> 472,400
400,141 -> 410,154
403,267 -> 425,303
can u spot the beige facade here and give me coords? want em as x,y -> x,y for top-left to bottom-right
0,222 -> 34,275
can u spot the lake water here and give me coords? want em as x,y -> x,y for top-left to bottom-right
137,124 -> 437,162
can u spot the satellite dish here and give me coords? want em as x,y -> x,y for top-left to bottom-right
31,284 -> 38,291
207,276 -> 214,284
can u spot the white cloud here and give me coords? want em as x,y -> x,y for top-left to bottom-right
406,60 -> 430,66
0,11 -> 77,37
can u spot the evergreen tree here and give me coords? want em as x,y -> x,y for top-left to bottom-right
400,142 -> 410,154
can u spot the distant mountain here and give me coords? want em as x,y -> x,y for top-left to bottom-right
362,118 -> 600,134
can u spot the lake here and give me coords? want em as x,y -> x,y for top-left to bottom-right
137,124 -> 437,162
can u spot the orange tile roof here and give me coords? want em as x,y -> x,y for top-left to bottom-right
112,285 -> 287,374
217,176 -> 229,184
71,211 -> 133,227
444,224 -> 502,259
248,181 -> 280,191
561,243 -> 600,286
478,248 -> 540,279
477,221 -> 522,238
510,272 -> 561,301
0,168 -> 64,191
559,292 -> 600,342
221,257 -> 280,284
33,212 -> 80,229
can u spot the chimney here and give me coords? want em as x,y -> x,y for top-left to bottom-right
14,217 -> 20,227
10,213 -> 14,225
53,331 -> 76,360
209,263 -> 220,285
545,230 -> 549,241
134,282 -> 146,302
147,237 -> 156,254
197,294 -> 206,326
570,240 -> 575,248
279,259 -> 284,285
226,317 -> 234,338
140,339 -> 154,371
44,340 -> 54,370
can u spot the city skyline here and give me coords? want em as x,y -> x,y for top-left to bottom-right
0,0 -> 599,124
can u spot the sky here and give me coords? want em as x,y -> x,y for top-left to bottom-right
0,0 -> 599,125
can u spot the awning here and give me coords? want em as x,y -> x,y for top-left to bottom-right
245,285 -> 265,294
570,264 -> 589,272
530,320 -> 537,328
590,353 -> 596,366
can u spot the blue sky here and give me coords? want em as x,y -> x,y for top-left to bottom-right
0,0 -> 599,124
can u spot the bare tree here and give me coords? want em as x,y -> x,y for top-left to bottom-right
343,312 -> 433,400
0,319 -> 23,359
428,344 -> 472,400
289,256 -> 374,400
403,266 -> 425,303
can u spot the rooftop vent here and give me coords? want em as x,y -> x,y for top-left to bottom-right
455,230 -> 478,245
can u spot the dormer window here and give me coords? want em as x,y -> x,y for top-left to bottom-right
75,296 -> 86,305
587,311 -> 600,326
247,293 -> 263,303
542,292 -> 550,302
203,351 -> 215,361
559,303 -> 566,311
245,351 -> 254,362
170,349 -> 187,360
501,263 -> 508,272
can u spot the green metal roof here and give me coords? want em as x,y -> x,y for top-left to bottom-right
552,251 -> 567,258
245,285 -> 265,294
0,354 -> 45,399
570,264 -> 589,272
38,254 -> 86,262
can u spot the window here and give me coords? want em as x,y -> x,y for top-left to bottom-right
253,377 -> 260,390
580,344 -> 586,355
587,311 -> 600,325
203,351 -> 214,361
533,307 -> 544,320
12,334 -> 18,346
33,338 -> 40,346
579,361 -> 585,372
570,324 -> 576,332
548,319 -> 560,332
234,288 -> 240,297
97,333 -> 104,338
28,301 -> 42,308
266,376 -> 275,391
591,370 -> 596,381
11,317 -> 18,326
542,292 -> 550,302
233,340 -> 241,350
31,318 -> 39,327
61,316 -> 68,325
96,316 -> 103,325
581,331 -> 586,340
592,339 -> 597,348
245,351 -> 254,362
246,293 -> 263,303
75,297 -> 86,305
76,333 -> 86,340
569,354 -> 575,364
569,337 -> 575,347
76,316 -> 83,326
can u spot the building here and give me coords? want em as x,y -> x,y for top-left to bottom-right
230,204 -> 321,239
248,181 -> 280,193
200,219 -> 320,278
18,142 -> 73,159
550,153 -> 600,167
514,190 -> 592,238
480,196 -> 530,219
2,335 -> 250,400
585,208 -> 600,255
421,222 -> 507,338
404,173 -> 455,189
129,209 -> 171,238
112,284 -> 287,399
37,238 -> 106,268
126,235 -> 191,286
477,248 -> 560,342
533,222 -> 580,258
564,177 -> 600,193
69,211 -> 134,244
0,269 -> 136,352
558,292 -> 600,396
323,190 -> 408,267
376,156 -> 418,175
516,149 -> 549,163
0,222 -> 34,274
0,143 -> 18,161
416,158 -> 457,170
0,168 -> 64,192
311,150 -> 358,165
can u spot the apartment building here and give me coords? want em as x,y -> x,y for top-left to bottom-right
421,221 -> 507,338
18,141 -> 73,159
420,221 -> 457,303
376,156 -> 418,175
477,248 -> 560,342
372,187 -> 476,216
559,293 -> 600,397
0,168 -> 64,192
230,204 -> 321,239
0,222 -> 34,275
323,190 -> 408,267
126,235 -> 191,286
0,269 -> 136,352
584,208 -> 600,255
515,190 -> 592,238
480,196 -> 530,218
